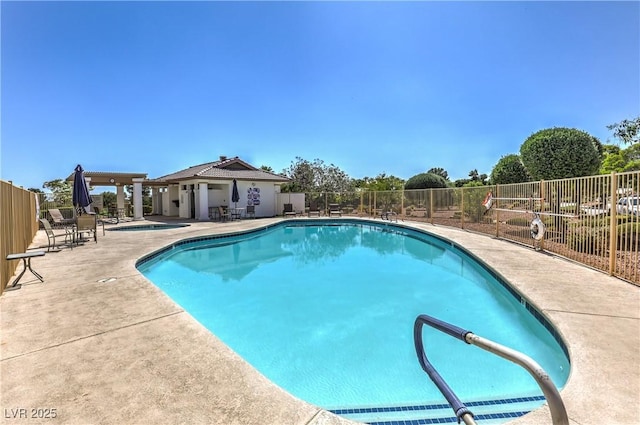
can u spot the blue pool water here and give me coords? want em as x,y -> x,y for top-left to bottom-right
138,221 -> 569,421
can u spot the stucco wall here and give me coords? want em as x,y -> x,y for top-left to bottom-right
161,180 -> 283,219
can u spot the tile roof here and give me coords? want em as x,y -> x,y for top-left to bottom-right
149,156 -> 290,183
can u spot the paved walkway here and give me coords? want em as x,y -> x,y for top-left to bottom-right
1,217 -> 638,425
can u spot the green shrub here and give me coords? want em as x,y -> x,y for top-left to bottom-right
405,173 -> 448,190
567,226 -> 607,254
581,216 -> 629,227
569,222 -> 640,253
463,188 -> 491,223
615,223 -> 640,251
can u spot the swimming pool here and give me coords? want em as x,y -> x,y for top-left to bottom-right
108,223 -> 189,231
137,220 -> 570,423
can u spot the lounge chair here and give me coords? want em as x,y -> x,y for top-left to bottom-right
48,208 -> 76,228
283,203 -> 297,218
39,218 -> 73,251
329,203 -> 342,217
308,203 -> 321,217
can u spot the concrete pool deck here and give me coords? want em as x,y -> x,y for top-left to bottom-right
1,217 -> 638,425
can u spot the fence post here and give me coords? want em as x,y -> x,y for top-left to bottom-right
539,180 -> 545,251
324,192 -> 327,215
609,172 -> 618,276
460,187 -> 465,229
429,189 -> 434,225
373,191 -> 377,217
495,184 -> 500,238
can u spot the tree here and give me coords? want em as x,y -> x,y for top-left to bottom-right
354,173 -> 405,191
101,191 -> 117,209
42,179 -> 72,205
607,117 -> 640,145
126,185 -> 152,207
281,157 -> 354,192
404,172 -> 448,190
427,167 -> 449,181
260,165 -> 275,173
520,127 -> 602,180
600,143 -> 640,173
28,187 -> 44,193
490,154 -> 530,184
468,169 -> 488,183
453,169 -> 488,187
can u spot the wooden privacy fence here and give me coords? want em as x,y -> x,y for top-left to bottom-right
304,171 -> 640,286
1,181 -> 39,295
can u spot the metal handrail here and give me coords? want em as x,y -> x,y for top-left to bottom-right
414,314 -> 569,425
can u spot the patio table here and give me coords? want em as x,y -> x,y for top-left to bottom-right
230,207 -> 244,220
5,251 -> 45,290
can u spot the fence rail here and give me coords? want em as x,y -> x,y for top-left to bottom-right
3,172 -> 639,293
301,171 -> 640,286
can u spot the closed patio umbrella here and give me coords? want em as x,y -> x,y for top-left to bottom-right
231,179 -> 240,209
72,164 -> 93,215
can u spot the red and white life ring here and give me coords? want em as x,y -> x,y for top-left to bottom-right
482,191 -> 493,210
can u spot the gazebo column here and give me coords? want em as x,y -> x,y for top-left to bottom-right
116,185 -> 125,215
132,178 -> 144,221
84,177 -> 92,213
198,182 -> 209,220
151,188 -> 162,215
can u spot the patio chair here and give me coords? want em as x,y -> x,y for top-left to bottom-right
380,208 -> 398,222
218,206 -> 231,222
94,207 -> 117,226
245,205 -> 256,219
39,218 -> 73,251
76,214 -> 98,243
329,203 -> 342,217
283,203 -> 297,218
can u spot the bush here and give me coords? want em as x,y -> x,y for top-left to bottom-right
462,188 -> 492,223
616,223 -> 640,251
568,222 -> 640,253
567,226 -> 608,254
490,154 -> 530,184
581,216 -> 629,227
405,173 -> 448,190
520,127 -> 602,180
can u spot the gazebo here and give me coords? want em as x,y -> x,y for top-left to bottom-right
66,171 -> 148,220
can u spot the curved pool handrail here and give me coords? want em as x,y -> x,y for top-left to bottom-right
413,315 -> 476,425
414,313 -> 569,425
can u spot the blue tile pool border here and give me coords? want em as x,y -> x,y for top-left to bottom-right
329,394 -> 546,416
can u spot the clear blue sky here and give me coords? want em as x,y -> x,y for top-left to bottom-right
2,1 -> 639,191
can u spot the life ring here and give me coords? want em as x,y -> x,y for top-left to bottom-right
482,191 -> 493,210
530,216 -> 545,241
